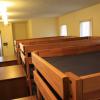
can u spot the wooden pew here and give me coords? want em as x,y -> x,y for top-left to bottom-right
31,45 -> 100,100
19,38 -> 100,95
14,36 -> 71,64
14,36 -> 99,55
19,38 -> 100,68
15,36 -> 89,64
14,36 -> 69,51
19,36 -> 72,95
0,65 -> 28,100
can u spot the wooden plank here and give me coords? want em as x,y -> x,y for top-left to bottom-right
36,46 -> 77,57
34,71 -> 57,100
81,73 -> 100,93
65,72 -> 83,100
14,36 -> 69,51
21,39 -> 100,53
32,52 -> 69,99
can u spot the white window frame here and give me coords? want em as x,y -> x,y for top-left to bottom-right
60,25 -> 68,36
80,20 -> 92,37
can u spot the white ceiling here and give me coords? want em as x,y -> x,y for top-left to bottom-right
0,0 -> 100,21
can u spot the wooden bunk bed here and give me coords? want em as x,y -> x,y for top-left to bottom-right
32,45 -> 100,100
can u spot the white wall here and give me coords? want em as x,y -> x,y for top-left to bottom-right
12,21 -> 28,40
27,17 -> 58,38
0,23 -> 14,56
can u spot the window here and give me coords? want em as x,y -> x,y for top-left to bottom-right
80,21 -> 92,37
60,25 -> 68,36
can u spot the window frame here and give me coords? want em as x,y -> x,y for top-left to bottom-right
80,20 -> 92,37
60,24 -> 68,36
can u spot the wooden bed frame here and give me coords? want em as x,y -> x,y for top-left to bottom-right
32,46 -> 100,100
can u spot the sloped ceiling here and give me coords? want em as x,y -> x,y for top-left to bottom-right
0,0 -> 100,21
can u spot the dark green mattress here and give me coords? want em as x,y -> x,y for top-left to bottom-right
43,51 -> 100,76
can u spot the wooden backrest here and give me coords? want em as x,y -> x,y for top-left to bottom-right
18,36 -> 89,46
19,39 -> 100,53
14,36 -> 99,52
33,43 -> 100,58
18,36 -> 90,52
32,52 -> 69,100
14,36 -> 67,48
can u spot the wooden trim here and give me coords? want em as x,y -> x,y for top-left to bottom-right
34,71 -> 57,100
81,73 -> 100,93
65,72 -> 83,100
32,52 -> 69,99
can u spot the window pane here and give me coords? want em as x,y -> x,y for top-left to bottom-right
60,25 -> 67,36
80,21 -> 91,37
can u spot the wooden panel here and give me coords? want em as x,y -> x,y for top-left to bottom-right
65,72 -> 82,100
32,52 -> 69,99
21,39 -> 100,53
81,73 -> 100,93
83,90 -> 100,100
34,71 -> 57,100
33,44 -> 100,58
37,46 -> 77,57
15,36 -> 69,51
77,44 -> 100,54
